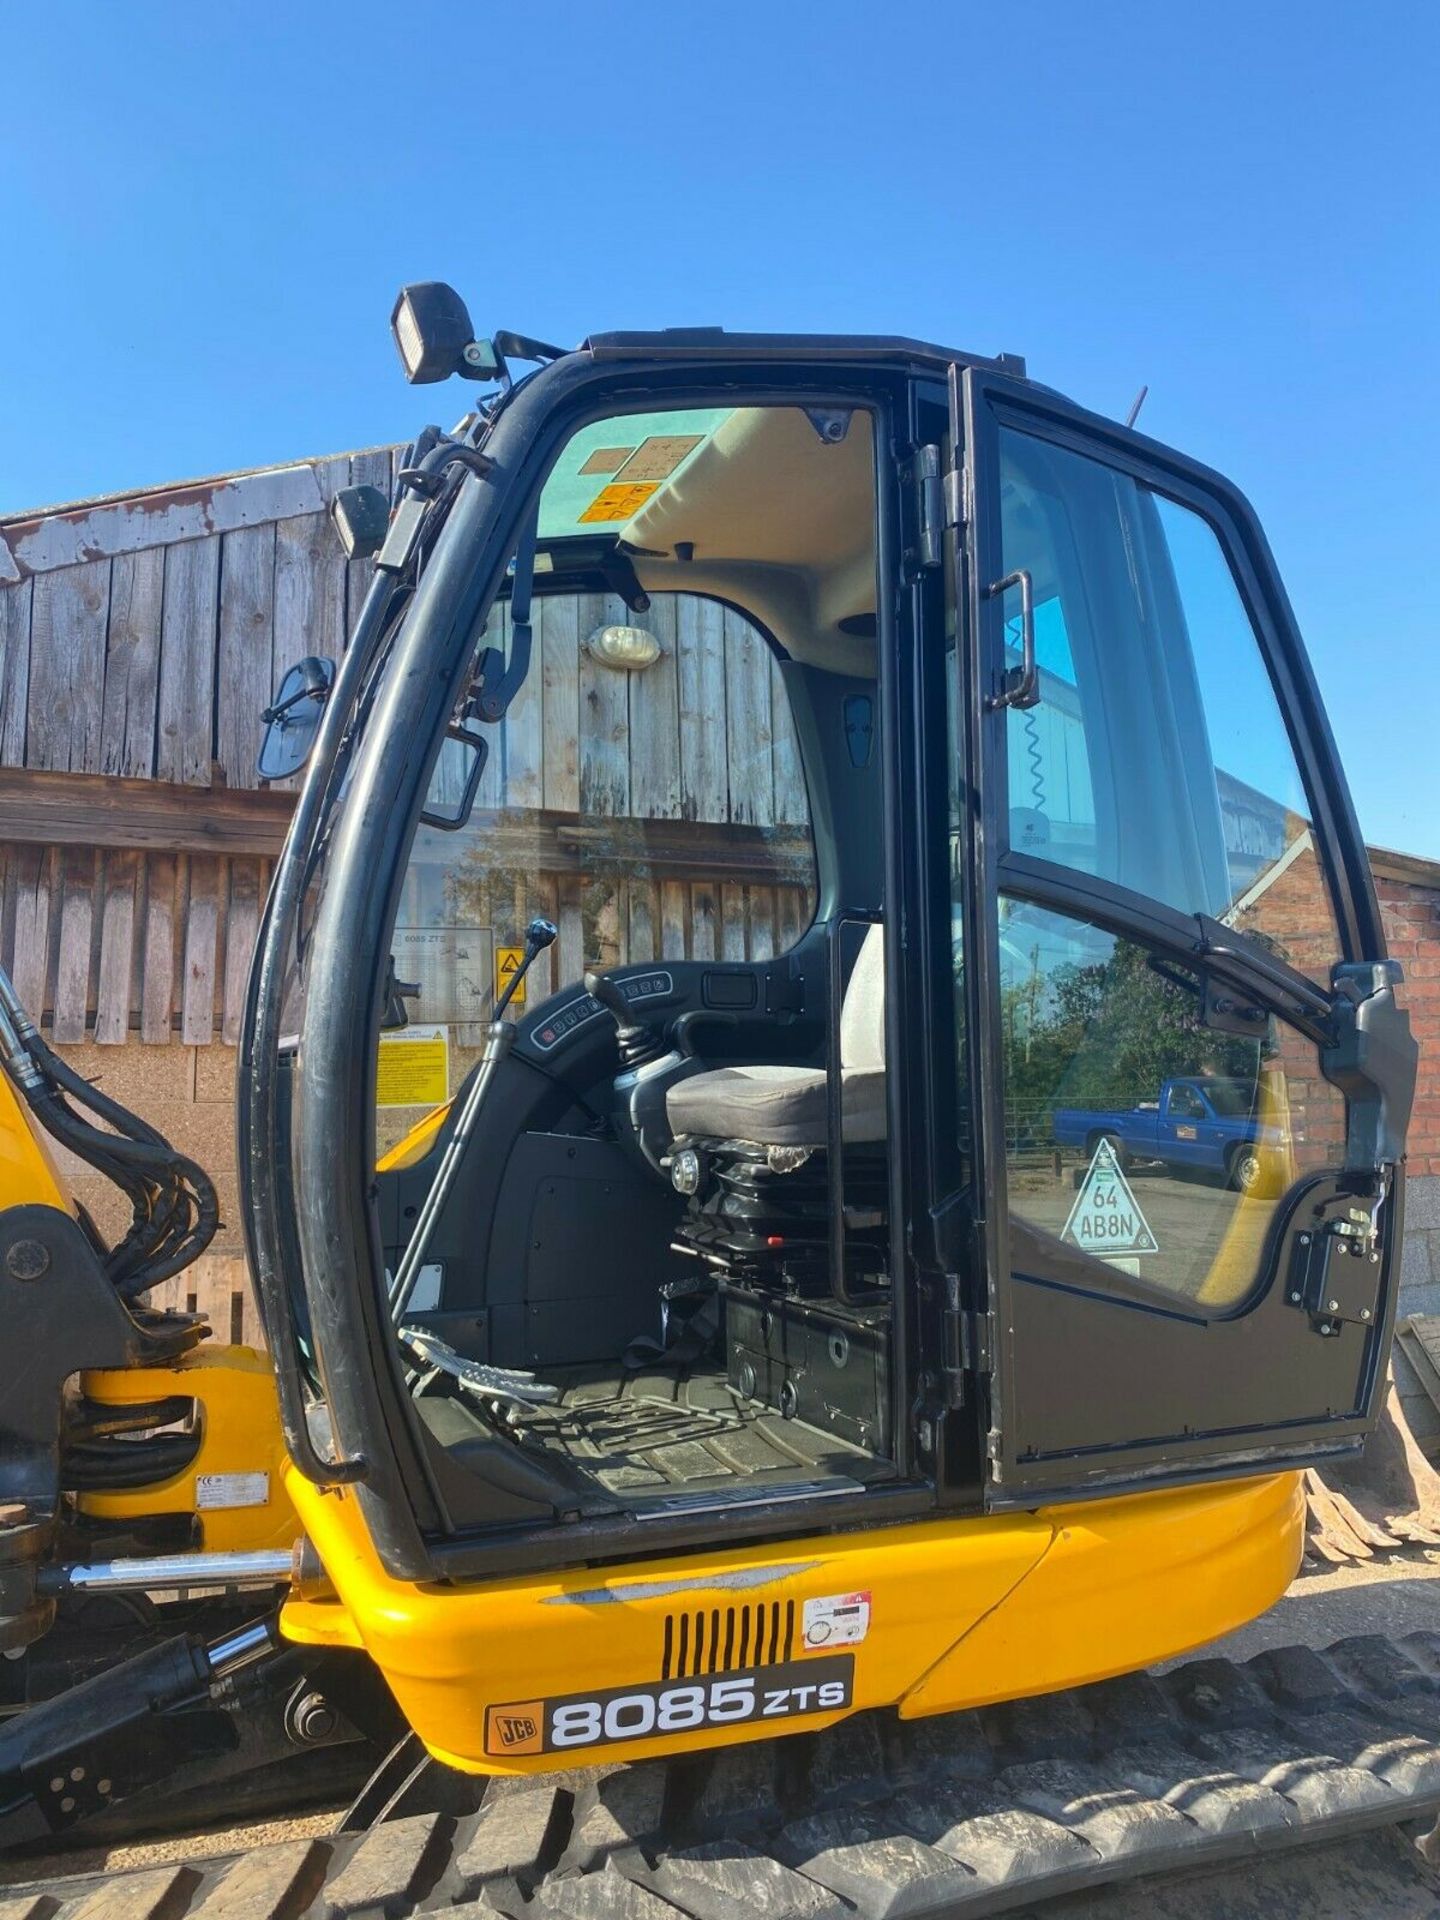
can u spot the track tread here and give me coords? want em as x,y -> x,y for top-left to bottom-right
10,1632 -> 1440,1918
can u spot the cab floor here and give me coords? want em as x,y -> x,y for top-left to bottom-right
510,1359 -> 894,1497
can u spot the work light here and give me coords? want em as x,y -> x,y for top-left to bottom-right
586,624 -> 662,671
390,282 -> 499,384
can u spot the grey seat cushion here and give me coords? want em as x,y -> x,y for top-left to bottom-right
666,1063 -> 886,1148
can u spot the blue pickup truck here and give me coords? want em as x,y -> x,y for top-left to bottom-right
1052,1076 -> 1281,1192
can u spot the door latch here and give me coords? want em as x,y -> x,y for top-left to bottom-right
1286,1208 -> 1381,1336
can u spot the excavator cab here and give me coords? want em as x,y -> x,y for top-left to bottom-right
233,304 -> 1413,1772
0,296 -> 1418,1859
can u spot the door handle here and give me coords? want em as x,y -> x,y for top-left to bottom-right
986,567 -> 1041,710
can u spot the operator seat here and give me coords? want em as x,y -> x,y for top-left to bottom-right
666,923 -> 886,1147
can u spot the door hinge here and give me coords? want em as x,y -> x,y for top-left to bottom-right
944,463 -> 966,531
912,444 -> 944,570
941,1286 -> 992,1408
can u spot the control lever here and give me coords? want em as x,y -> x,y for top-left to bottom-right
585,969 -> 666,1069
389,917 -> 557,1325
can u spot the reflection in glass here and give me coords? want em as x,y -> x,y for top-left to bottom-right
997,899 -> 1346,1308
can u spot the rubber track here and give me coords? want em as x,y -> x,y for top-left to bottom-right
9,1631 -> 1440,1918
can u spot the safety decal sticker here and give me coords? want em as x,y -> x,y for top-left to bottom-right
1061,1137 -> 1158,1261
484,1655 -> 854,1757
578,446 -> 636,475
613,433 -> 704,483
801,1590 -> 871,1651
578,480 -> 660,523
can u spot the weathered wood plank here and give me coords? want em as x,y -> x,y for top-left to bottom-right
690,881 -> 717,962
556,872 -> 584,990
677,596 -> 727,822
215,523 -> 276,790
628,596 -> 681,818
273,509 -> 347,675
776,884 -> 810,955
52,848 -> 96,1044
181,856 -> 221,1045
0,464 -> 325,579
541,595 -> 580,813
770,653 -> 809,826
660,880 -> 687,961
0,578 -> 32,767
628,877 -> 658,965
502,598 -> 543,810
95,850 -> 139,1044
27,560 -> 109,773
748,885 -> 776,962
0,768 -> 296,855
222,857 -> 261,1044
578,593 -> 630,816
10,847 -> 52,1016
140,852 -> 177,1043
723,607 -> 774,826
157,536 -> 221,785
720,882 -> 747,961
101,548 -> 164,778
584,874 -> 624,972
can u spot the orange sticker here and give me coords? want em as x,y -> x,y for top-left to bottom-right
486,1700 -> 545,1756
578,481 -> 660,524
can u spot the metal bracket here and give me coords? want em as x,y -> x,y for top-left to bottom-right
1285,1210 -> 1381,1335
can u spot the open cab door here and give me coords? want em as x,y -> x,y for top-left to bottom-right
947,364 -> 1417,1505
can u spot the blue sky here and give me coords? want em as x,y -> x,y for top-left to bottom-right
4,2 -> 1437,856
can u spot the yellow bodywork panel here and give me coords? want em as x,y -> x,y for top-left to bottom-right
79,1346 -> 298,1554
0,1073 -> 68,1212
281,1466 -> 1302,1775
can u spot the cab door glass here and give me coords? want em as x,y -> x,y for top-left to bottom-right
997,430 -> 1340,979
999,895 -> 1347,1309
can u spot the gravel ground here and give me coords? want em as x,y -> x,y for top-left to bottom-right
5,1549 -> 1437,1891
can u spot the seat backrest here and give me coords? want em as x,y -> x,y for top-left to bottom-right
839,922 -> 885,1072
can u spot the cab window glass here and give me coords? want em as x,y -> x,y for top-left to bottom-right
998,430 -> 1341,978
998,896 -> 1347,1308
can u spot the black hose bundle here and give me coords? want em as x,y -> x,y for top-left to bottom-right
0,977 -> 218,1300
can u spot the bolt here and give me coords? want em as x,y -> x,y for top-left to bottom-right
1299,1234 -> 1311,1246
1370,1253 -> 1380,1264
97,1778 -> 112,1796
48,1776 -> 63,1793
1361,1308 -> 1372,1321
59,1796 -> 74,1814
1289,1292 -> 1302,1303
917,1419 -> 934,1454
5,1240 -> 48,1282
290,1691 -> 340,1743
69,1766 -> 83,1782
1327,1300 -> 1340,1312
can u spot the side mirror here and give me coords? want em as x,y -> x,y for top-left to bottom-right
419,724 -> 488,832
390,282 -> 501,385
257,656 -> 335,782
331,484 -> 391,561
381,953 -> 421,1031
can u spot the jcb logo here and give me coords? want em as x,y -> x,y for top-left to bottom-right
485,1700 -> 544,1756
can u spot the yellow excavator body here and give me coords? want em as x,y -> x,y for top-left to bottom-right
281,1459 -> 1302,1775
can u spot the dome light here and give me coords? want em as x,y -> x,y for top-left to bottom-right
586,624 -> 661,671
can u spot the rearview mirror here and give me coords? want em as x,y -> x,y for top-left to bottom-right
257,656 -> 335,782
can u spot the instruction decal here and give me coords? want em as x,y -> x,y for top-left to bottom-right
613,434 -> 704,483
801,1590 -> 871,1651
495,945 -> 527,1009
578,446 -> 636,476
1061,1137 -> 1158,1259
578,481 -> 660,523
376,1023 -> 449,1108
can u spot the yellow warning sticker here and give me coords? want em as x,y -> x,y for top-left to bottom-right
614,434 -> 704,483
376,1024 -> 449,1108
496,945 -> 527,1010
578,481 -> 659,524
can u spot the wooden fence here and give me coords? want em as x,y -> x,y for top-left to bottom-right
0,453 -> 815,1045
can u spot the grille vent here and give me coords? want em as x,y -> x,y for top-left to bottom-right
661,1599 -> 796,1680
